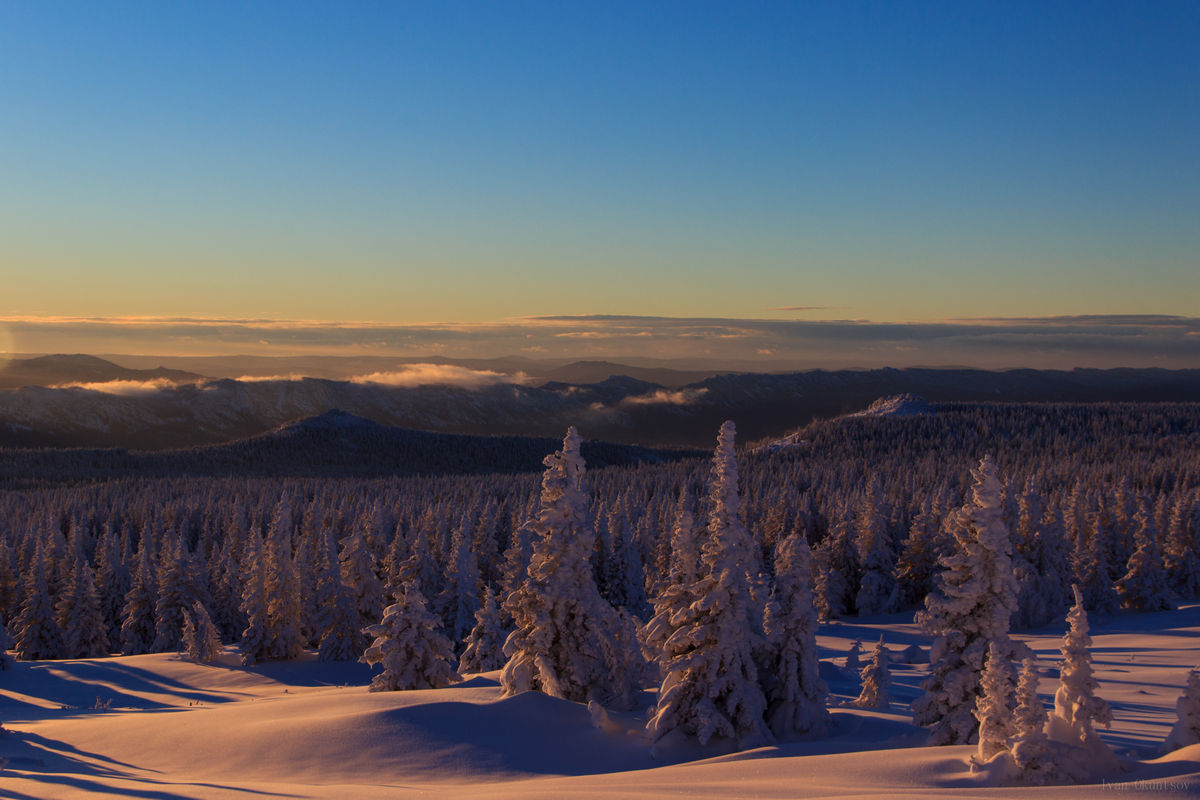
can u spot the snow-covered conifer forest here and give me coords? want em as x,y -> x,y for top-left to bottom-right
2,399 -> 1200,797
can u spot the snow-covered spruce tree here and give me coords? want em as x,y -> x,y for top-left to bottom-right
501,427 -> 643,710
1160,667 -> 1200,754
264,496 -> 305,661
458,586 -> 508,674
852,638 -> 892,710
641,489 -> 703,673
1075,511 -> 1120,617
912,455 -> 1023,745
14,550 -> 66,660
153,530 -> 209,653
361,582 -> 460,692
763,533 -> 829,737
854,479 -> 898,616
972,640 -> 1016,762
1046,584 -> 1117,773
339,526 -> 384,653
182,601 -> 223,663
239,531 -> 270,665
0,614 -> 15,669
813,502 -> 859,620
895,498 -> 945,609
317,578 -> 360,662
604,500 -> 649,618
120,540 -> 158,655
646,421 -> 772,750
1116,498 -> 1173,613
1035,506 -> 1072,618
1164,492 -> 1200,599
1009,656 -> 1055,784
294,523 -> 321,647
439,513 -> 481,648
666,488 -> 701,586
1012,485 -> 1051,630
314,528 -> 361,662
56,552 -> 109,658
0,540 -> 19,622
209,539 -> 244,642
93,527 -> 130,648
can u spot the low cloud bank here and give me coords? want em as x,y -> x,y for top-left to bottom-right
621,388 -> 709,407
349,364 -> 525,389
57,378 -> 190,396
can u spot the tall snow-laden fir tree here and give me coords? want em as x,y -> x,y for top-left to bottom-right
854,479 -> 898,616
666,488 -> 701,586
895,498 -> 944,609
813,503 -> 859,620
603,500 -> 649,618
762,533 -> 828,737
314,527 -> 361,662
501,427 -> 643,710
1009,656 -> 1055,784
239,531 -> 270,665
56,553 -> 109,658
182,601 -> 223,663
0,540 -> 19,622
1075,510 -> 1120,616
93,527 -> 130,648
458,586 -> 508,674
340,526 -> 384,653
440,513 -> 481,648
1116,498 -> 1173,612
120,539 -> 159,655
1160,667 -> 1200,754
646,421 -> 772,750
264,495 -> 305,661
641,489 -> 703,672
1046,584 -> 1116,773
852,638 -> 892,710
973,640 -> 1016,762
1037,506 -> 1073,614
209,538 -> 244,641
362,582 -> 460,692
912,455 -> 1023,745
498,514 -> 537,617
1164,492 -> 1200,599
14,550 -> 66,660
0,613 -> 14,670
153,529 -> 208,653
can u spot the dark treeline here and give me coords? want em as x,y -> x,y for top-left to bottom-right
1,401 -> 1198,663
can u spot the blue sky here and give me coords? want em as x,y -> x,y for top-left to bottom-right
1,1 -> 1197,358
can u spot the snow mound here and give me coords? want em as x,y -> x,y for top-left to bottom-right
898,643 -> 930,664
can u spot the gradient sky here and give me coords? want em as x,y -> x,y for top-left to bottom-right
1,1 -> 1198,357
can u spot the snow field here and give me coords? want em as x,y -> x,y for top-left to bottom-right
3,604 -> 1199,798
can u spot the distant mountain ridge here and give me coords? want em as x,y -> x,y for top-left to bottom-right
1,356 -> 1200,450
0,409 -> 703,488
0,353 -> 206,388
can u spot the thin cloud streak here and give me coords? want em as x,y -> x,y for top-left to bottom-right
55,378 -> 195,396
3,314 -> 1198,369
348,365 -> 526,389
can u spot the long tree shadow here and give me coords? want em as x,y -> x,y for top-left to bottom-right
0,730 -> 299,798
0,661 -> 246,722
